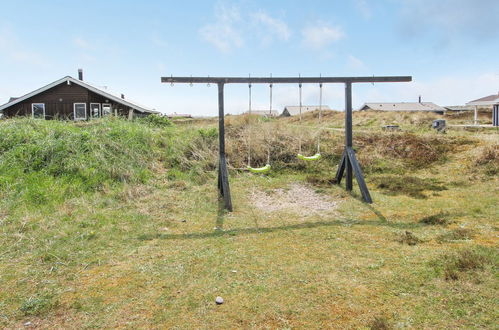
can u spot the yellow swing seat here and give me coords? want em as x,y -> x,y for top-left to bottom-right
246,164 -> 271,173
297,153 -> 321,161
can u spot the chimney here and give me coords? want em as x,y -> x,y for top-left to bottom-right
121,94 -> 125,99
418,95 -> 422,103
78,69 -> 83,81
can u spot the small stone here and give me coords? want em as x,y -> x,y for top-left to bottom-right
215,296 -> 224,305
230,270 -> 237,273
181,219 -> 187,223
24,321 -> 32,326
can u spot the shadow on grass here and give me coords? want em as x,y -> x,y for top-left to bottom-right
215,198 -> 226,230
138,217 -> 424,241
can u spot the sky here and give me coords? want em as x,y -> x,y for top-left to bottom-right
0,0 -> 498,116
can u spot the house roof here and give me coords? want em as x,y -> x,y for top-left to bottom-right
444,105 -> 475,111
283,105 -> 332,116
0,76 -> 159,114
359,102 -> 445,112
244,110 -> 280,116
466,92 -> 499,106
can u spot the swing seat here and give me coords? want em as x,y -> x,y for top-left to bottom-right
247,164 -> 271,173
297,153 -> 321,161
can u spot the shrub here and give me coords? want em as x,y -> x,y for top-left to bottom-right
137,114 -> 172,128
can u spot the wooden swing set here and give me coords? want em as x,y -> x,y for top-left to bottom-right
161,75 -> 412,211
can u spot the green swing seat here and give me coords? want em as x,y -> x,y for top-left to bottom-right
247,164 -> 271,174
297,153 -> 321,161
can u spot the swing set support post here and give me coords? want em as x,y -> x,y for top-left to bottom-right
334,82 -> 372,203
217,82 -> 233,211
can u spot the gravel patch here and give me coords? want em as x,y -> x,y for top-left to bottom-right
250,183 -> 339,216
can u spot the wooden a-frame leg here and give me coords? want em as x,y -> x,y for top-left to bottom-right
346,147 -> 372,203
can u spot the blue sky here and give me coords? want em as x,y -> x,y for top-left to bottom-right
1,0 -> 498,115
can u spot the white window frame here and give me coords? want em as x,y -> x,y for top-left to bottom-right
90,103 -> 101,118
31,103 -> 45,119
102,103 -> 112,117
73,103 -> 87,121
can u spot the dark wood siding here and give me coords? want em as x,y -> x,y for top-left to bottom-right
2,81 -> 146,119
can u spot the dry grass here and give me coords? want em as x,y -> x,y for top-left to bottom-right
0,113 -> 498,328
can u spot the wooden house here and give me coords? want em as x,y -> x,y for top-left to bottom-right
359,102 -> 445,114
0,70 -> 159,120
281,105 -> 332,117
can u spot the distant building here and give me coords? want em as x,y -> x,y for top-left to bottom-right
167,112 -> 192,118
0,69 -> 158,120
466,92 -> 499,110
465,91 -> 499,124
359,102 -> 445,114
281,105 -> 332,117
444,105 -> 475,112
244,110 -> 279,117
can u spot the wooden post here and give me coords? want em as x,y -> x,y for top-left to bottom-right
128,108 -> 134,120
217,83 -> 233,211
345,82 -> 353,191
474,105 -> 478,125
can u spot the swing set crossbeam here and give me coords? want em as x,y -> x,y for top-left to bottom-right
161,75 -> 412,211
162,76 -> 412,84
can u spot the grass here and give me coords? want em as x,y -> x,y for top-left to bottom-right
0,113 -> 497,328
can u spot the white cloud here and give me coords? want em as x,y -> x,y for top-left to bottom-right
0,26 -> 46,66
355,0 -> 372,19
199,3 -> 243,53
399,0 -> 499,42
149,33 -> 168,48
301,22 -> 344,50
72,37 -> 93,50
347,55 -> 365,70
252,11 -> 291,45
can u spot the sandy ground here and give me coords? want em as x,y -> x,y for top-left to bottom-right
250,183 -> 339,216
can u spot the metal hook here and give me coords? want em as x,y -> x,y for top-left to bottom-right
372,74 -> 375,86
190,75 -> 193,87
170,74 -> 174,87
207,75 -> 211,87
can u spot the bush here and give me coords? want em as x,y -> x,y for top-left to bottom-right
137,114 -> 172,128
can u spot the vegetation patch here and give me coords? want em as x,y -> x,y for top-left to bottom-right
397,231 -> 421,246
437,228 -> 475,242
419,212 -> 451,225
369,315 -> 393,330
372,175 -> 447,199
136,114 -> 172,128
20,294 -> 58,316
431,247 -> 497,280
355,132 -> 471,169
474,144 -> 499,176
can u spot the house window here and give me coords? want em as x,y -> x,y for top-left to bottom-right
74,103 -> 87,121
32,103 -> 45,119
102,103 -> 112,117
90,103 -> 101,118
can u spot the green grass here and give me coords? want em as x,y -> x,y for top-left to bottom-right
0,114 -> 497,328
